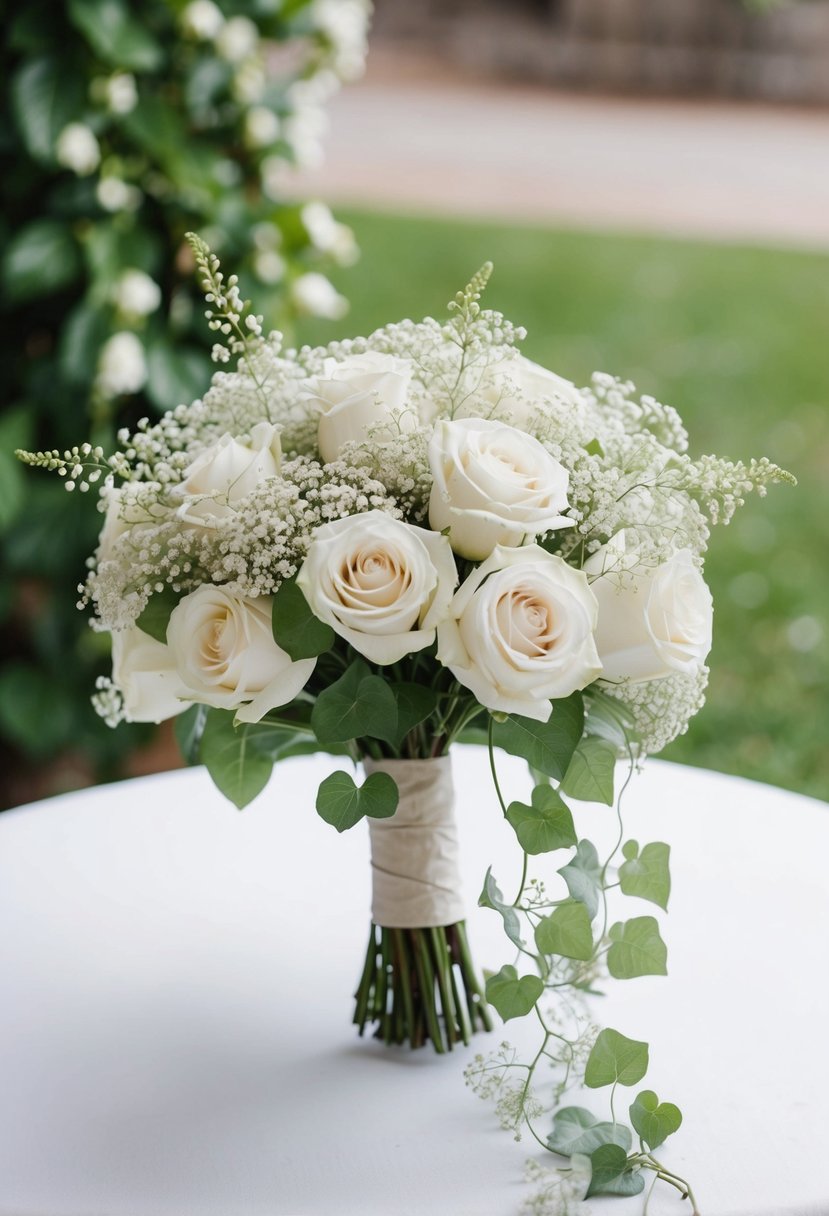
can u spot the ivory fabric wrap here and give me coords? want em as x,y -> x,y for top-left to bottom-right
363,756 -> 466,929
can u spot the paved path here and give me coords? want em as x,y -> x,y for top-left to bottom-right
289,50 -> 829,249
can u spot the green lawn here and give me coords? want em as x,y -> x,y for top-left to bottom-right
296,209 -> 829,801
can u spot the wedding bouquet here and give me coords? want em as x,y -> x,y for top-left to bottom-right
19,238 -> 791,1207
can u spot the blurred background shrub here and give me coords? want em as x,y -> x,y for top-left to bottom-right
0,0 -> 370,807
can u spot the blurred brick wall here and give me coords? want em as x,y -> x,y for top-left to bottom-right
372,0 -> 829,103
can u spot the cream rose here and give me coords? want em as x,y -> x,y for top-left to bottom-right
296,510 -> 457,665
437,544 -> 601,721
112,627 -> 187,723
427,417 -> 574,560
304,351 -> 416,463
172,421 -> 282,527
585,532 -> 713,683
167,586 -> 315,722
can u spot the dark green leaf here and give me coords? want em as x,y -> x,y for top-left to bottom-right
388,683 -> 439,748
547,1107 -> 632,1157
174,703 -> 208,765
584,687 -> 639,750
506,783 -> 576,855
68,0 -> 164,71
145,340 -> 212,412
200,709 -> 273,809
478,868 -> 525,949
0,662 -> 76,757
492,692 -> 584,779
619,841 -> 671,910
135,585 -> 181,644
534,900 -> 594,961
59,302 -> 110,386
272,577 -> 334,661
311,660 -> 398,746
607,917 -> 668,979
11,57 -> 85,162
585,1028 -> 649,1089
629,1090 -> 683,1150
558,840 -> 603,919
585,1144 -> 645,1198
315,769 -> 398,833
561,738 -> 616,805
2,219 -> 81,303
485,964 -> 544,1022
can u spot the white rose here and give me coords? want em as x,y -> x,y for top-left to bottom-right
437,544 -> 601,721
114,269 -> 162,318
96,332 -> 147,397
96,481 -> 155,564
296,510 -> 457,665
172,422 -> 281,527
290,272 -> 348,320
112,627 -> 187,724
427,417 -> 574,561
55,123 -> 100,175
304,351 -> 416,464
167,586 -> 315,723
585,532 -> 713,682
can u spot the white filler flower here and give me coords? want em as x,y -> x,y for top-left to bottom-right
586,532 -> 713,683
114,269 -> 162,318
297,510 -> 457,665
96,332 -> 147,397
112,627 -> 186,723
428,417 -> 573,560
290,272 -> 348,320
172,422 -> 282,527
181,0 -> 224,40
168,586 -> 315,723
304,351 -> 415,464
438,544 -> 601,721
55,123 -> 100,175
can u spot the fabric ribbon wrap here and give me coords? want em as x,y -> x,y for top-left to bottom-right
363,756 -> 466,929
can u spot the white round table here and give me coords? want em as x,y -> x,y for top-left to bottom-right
1,751 -> 827,1216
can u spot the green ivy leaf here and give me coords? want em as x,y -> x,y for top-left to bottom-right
584,687 -> 639,750
271,577 -> 335,661
388,683 -> 439,748
492,692 -> 584,779
11,57 -> 85,162
534,900 -> 594,961
485,964 -> 544,1022
629,1090 -> 683,1150
311,661 -> 398,746
506,783 -> 577,855
200,709 -> 273,809
607,917 -> 668,980
174,703 -> 208,765
135,585 -> 181,644
2,219 -> 81,304
561,738 -> 616,805
315,769 -> 398,833
478,868 -> 525,950
585,1144 -> 645,1198
585,1028 -> 649,1089
547,1107 -> 632,1157
619,841 -> 671,910
68,0 -> 164,71
558,840 -> 603,919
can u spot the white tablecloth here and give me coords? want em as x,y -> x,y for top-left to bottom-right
1,752 -> 827,1216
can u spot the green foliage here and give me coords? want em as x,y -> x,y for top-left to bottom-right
630,1090 -> 683,1150
135,586 -> 181,644
619,840 -> 671,910
607,917 -> 668,979
1,0 -> 362,803
387,683 -> 440,749
492,693 -> 584,779
585,1029 -> 649,1089
478,868 -> 525,948
547,1107 -> 632,1157
505,784 -> 577,855
199,708 -> 274,809
174,703 -> 208,765
485,965 -> 544,1022
557,839 -> 602,919
534,901 -> 593,961
561,738 -> 616,805
311,660 -> 399,747
315,769 -> 399,833
272,579 -> 335,661
585,1145 -> 645,1198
